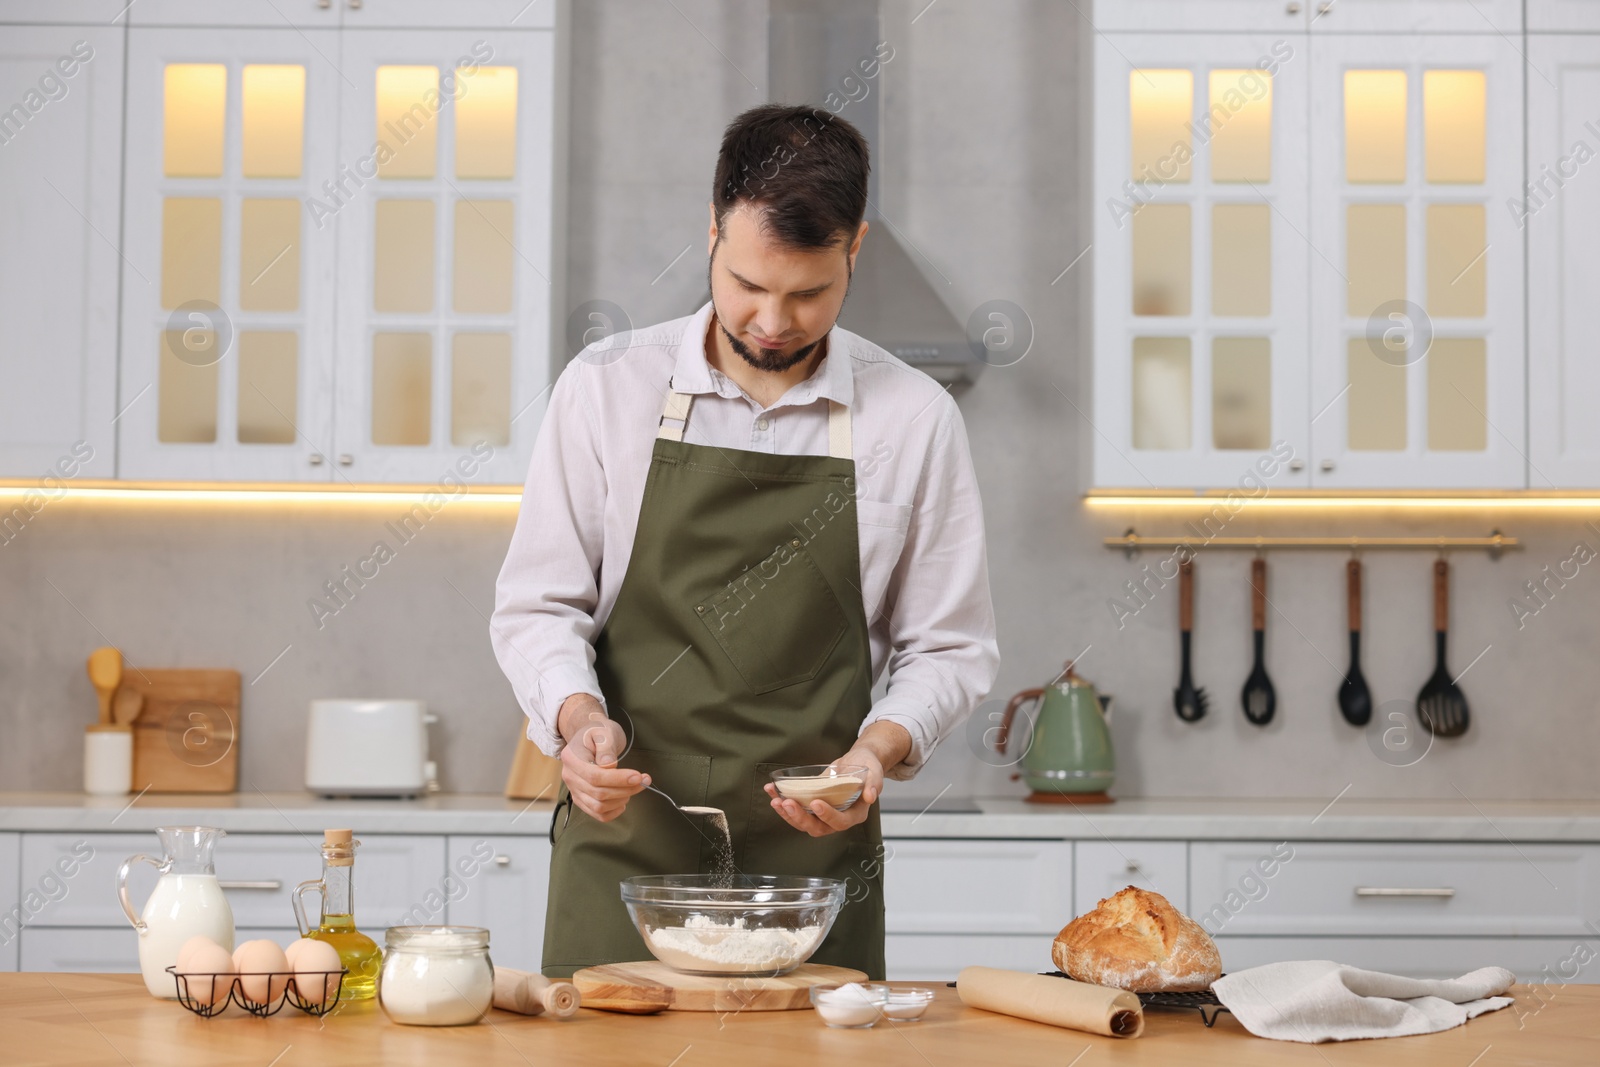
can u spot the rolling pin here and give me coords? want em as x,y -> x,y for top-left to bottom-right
493,968 -> 581,1019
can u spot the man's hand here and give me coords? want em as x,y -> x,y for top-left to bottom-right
558,693 -> 647,822
762,721 -> 912,838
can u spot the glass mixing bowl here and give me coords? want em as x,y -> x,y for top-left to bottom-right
620,875 -> 846,976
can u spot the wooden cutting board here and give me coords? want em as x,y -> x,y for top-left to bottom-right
573,961 -> 866,1013
504,731 -> 562,801
124,669 -> 241,793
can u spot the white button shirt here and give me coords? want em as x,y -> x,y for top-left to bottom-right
491,302 -> 999,779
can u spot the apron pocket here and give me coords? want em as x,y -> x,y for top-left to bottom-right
695,538 -> 848,694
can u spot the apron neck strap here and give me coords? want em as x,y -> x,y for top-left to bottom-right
657,389 -> 853,461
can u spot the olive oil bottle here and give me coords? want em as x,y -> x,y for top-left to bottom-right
292,829 -> 382,1000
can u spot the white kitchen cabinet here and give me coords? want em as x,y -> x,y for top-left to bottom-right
0,833 -> 17,971
1190,841 -> 1600,937
351,1 -> 557,30
1092,1 -> 1308,33
885,935 -> 1050,983
126,1 -> 342,30
331,25 -> 556,484
0,2 -> 131,24
116,8 -> 561,485
1215,936 -> 1600,985
1308,1 -> 1522,34
1307,34 -> 1526,489
1527,36 -> 1600,488
0,25 -> 122,481
882,839 -> 1071,936
1091,33 -> 1312,490
18,833 -> 445,930
119,27 -> 341,482
444,835 -> 550,972
1074,840 -> 1188,914
1528,2 -> 1600,32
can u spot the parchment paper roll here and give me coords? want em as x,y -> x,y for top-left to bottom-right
493,967 -> 581,1019
956,966 -> 1144,1038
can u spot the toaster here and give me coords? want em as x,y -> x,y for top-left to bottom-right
305,699 -> 439,797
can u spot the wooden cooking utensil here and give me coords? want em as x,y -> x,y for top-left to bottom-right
1416,559 -> 1470,737
111,687 -> 145,726
1338,559 -> 1373,727
1173,557 -> 1208,723
1240,557 -> 1276,726
86,647 -> 123,726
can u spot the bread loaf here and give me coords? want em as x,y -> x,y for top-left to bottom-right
1053,886 -> 1221,993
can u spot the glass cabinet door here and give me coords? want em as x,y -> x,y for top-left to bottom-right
118,28 -> 338,481
1308,35 -> 1525,489
332,27 -> 554,485
1092,33 -> 1310,489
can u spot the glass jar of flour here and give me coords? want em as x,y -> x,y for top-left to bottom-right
378,926 -> 494,1026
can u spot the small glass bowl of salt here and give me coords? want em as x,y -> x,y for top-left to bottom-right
882,987 -> 935,1021
810,982 -> 889,1028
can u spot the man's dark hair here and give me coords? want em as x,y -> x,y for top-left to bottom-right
712,104 -> 870,252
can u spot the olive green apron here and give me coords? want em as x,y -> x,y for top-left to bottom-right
541,377 -> 885,979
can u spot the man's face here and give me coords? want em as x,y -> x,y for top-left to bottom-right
707,204 -> 865,373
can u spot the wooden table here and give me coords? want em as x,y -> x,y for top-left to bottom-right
4,974 -> 1596,1066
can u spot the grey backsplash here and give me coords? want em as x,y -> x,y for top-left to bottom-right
3,1 -> 1596,800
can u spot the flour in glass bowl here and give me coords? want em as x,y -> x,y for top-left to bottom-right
646,915 -> 826,973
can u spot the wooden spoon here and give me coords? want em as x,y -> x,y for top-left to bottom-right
112,687 -> 145,726
86,647 -> 123,726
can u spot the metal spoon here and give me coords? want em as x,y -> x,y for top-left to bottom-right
644,784 -> 723,817
1338,558 -> 1373,726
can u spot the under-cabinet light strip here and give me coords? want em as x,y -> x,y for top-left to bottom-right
1086,495 -> 1600,510
0,484 -> 523,505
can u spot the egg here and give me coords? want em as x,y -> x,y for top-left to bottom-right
232,939 -> 290,1006
289,938 -> 343,1006
284,938 -> 318,968
176,934 -> 225,972
176,939 -> 236,1007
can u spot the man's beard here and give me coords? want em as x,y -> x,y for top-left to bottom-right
708,258 -> 851,374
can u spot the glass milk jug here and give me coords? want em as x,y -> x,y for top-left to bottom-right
118,826 -> 235,998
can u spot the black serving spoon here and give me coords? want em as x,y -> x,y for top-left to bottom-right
1417,558 -> 1470,737
1338,558 -> 1373,726
1241,557 -> 1276,726
1174,557 -> 1209,722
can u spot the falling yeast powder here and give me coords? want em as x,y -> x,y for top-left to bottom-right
680,805 -> 736,886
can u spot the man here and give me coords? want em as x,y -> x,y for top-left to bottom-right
492,104 -> 998,979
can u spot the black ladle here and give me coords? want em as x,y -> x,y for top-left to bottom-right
1241,557 -> 1276,726
1338,558 -> 1373,726
1174,557 -> 1209,722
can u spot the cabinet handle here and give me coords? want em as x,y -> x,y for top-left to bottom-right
309,454 -> 324,466
1320,459 -> 1336,472
1286,2 -> 1301,12
495,855 -> 512,867
348,0 -> 362,8
1316,1 -> 1333,13
1354,886 -> 1455,898
219,880 -> 283,891
318,0 -> 331,8
1123,859 -> 1142,875
1288,459 -> 1305,472
338,454 -> 353,466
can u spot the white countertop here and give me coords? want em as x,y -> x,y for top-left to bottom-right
3,792 -> 1599,841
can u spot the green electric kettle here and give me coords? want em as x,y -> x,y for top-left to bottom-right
996,661 -> 1116,804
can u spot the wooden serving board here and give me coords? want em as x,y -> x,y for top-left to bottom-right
124,669 -> 241,793
573,961 -> 866,1013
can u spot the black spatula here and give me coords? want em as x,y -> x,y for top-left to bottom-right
1241,557 -> 1276,726
1339,558 -> 1373,726
1174,557 -> 1209,722
1417,559 -> 1470,737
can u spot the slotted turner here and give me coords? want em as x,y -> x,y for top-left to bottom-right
1338,558 -> 1373,727
1416,558 -> 1470,737
1241,557 -> 1276,726
1174,557 -> 1209,722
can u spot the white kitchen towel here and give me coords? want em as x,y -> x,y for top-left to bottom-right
1211,961 -> 1516,1043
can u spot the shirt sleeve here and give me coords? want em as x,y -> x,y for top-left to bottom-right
861,393 -> 1000,780
491,362 -> 610,756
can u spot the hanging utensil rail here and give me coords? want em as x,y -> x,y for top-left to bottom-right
1106,529 -> 1519,559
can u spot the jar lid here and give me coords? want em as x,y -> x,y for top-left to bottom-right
385,925 -> 490,952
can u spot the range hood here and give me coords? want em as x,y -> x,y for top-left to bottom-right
763,0 -> 984,392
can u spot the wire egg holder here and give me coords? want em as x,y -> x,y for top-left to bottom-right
166,966 -> 351,1018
